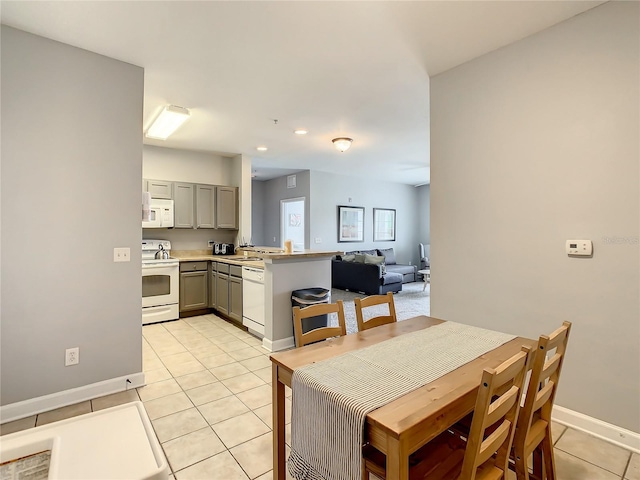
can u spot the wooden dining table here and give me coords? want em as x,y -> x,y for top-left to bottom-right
270,315 -> 535,480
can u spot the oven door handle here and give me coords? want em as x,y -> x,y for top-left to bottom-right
142,262 -> 179,269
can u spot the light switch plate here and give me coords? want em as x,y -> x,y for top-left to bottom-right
566,240 -> 592,257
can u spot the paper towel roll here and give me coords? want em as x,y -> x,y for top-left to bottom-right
284,239 -> 293,253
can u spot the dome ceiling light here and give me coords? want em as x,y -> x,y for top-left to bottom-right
332,137 -> 353,152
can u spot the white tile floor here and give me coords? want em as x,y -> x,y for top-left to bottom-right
1,313 -> 638,480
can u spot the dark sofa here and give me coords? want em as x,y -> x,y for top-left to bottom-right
331,248 -> 417,296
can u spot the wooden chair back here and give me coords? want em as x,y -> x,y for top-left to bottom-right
354,292 -> 397,332
459,345 -> 531,480
512,321 -> 572,480
292,300 -> 347,348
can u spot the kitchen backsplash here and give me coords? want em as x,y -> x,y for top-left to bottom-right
143,228 -> 237,251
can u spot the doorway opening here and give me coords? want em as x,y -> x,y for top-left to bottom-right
281,197 -> 305,251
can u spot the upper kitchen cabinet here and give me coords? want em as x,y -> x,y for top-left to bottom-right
173,182 -> 238,230
174,182 -> 195,228
196,184 -> 215,229
145,179 -> 173,199
216,186 -> 238,229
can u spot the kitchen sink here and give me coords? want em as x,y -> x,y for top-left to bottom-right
234,257 -> 263,261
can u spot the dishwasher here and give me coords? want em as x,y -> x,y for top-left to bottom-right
242,266 -> 265,336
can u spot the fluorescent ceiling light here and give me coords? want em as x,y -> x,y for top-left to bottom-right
146,105 -> 190,140
257,146 -> 268,151
294,129 -> 308,135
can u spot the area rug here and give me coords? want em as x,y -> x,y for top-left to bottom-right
328,282 -> 431,334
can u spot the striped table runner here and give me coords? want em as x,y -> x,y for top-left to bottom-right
287,321 -> 516,480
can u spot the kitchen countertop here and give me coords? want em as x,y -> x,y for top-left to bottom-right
171,249 -> 343,269
172,250 -> 265,268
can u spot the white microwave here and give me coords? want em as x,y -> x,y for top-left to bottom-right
143,199 -> 174,228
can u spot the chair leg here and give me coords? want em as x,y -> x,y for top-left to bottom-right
532,447 -> 543,480
541,428 -> 557,480
514,452 -> 530,480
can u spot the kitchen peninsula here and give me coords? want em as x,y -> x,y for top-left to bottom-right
172,249 -> 342,351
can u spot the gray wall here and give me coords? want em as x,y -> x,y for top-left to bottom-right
260,171 -> 311,249
416,184 -> 430,245
1,27 -> 144,406
310,171 -> 420,265
431,2 -> 639,431
251,180 -> 266,247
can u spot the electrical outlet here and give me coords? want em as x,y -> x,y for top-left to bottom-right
315,237 -> 322,244
65,347 -> 79,366
208,240 -> 214,247
113,247 -> 130,262
273,236 -> 276,242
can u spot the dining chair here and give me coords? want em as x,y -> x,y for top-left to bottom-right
363,345 -> 531,480
512,321 -> 572,480
292,300 -> 347,348
354,292 -> 397,332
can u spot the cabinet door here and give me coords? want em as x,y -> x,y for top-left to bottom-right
229,275 -> 243,323
216,273 -> 229,315
146,179 -> 173,199
209,264 -> 217,308
216,186 -> 238,229
174,183 -> 195,228
180,271 -> 208,312
196,184 -> 215,229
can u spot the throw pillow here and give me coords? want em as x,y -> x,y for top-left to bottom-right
377,248 -> 397,265
364,254 -> 386,274
354,254 -> 367,263
341,254 -> 356,262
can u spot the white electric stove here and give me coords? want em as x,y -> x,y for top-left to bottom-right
142,240 -> 179,325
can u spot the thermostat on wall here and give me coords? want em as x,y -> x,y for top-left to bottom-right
566,239 -> 593,257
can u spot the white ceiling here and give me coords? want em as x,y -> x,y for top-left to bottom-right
1,1 -> 605,185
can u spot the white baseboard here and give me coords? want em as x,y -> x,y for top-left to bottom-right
553,405 -> 640,453
262,336 -> 295,352
0,372 -> 146,424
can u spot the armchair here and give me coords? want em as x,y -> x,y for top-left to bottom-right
419,243 -> 430,271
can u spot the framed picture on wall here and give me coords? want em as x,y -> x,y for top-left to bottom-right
338,205 -> 365,242
373,208 -> 396,241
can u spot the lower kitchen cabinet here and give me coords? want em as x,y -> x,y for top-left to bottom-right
228,266 -> 243,323
216,263 -> 230,316
209,262 -> 217,308
180,260 -> 244,322
180,262 -> 208,312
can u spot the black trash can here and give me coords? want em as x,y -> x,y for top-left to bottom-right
291,287 -> 331,334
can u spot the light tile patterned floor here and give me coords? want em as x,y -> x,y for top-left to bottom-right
1,313 -> 638,480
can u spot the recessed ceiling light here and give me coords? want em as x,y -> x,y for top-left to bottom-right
294,129 -> 308,135
256,146 -> 268,151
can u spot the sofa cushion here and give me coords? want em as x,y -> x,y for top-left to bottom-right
347,249 -> 377,257
386,264 -> 416,276
381,272 -> 403,285
377,248 -> 397,265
